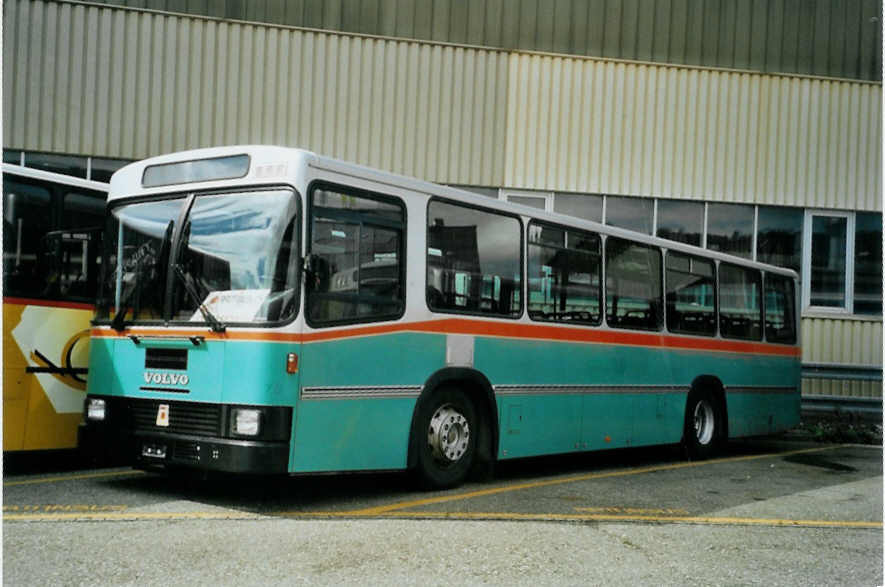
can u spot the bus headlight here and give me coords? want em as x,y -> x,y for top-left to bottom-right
86,398 -> 106,421
233,409 -> 261,436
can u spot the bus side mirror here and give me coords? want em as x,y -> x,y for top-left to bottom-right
303,254 -> 317,287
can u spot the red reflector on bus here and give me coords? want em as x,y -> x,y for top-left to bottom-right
286,353 -> 298,374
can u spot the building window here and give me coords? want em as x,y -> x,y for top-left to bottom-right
706,203 -> 754,259
509,195 -> 547,210
756,206 -> 803,272
502,190 -> 551,212
656,200 -> 704,246
854,212 -> 882,315
605,196 -> 653,234
25,152 -> 88,179
805,213 -> 849,309
554,193 -> 604,223
448,185 -> 498,198
90,157 -> 133,183
3,149 -> 23,164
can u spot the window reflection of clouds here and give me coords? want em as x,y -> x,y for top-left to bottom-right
187,192 -> 294,290
428,202 -> 520,276
115,199 -> 183,239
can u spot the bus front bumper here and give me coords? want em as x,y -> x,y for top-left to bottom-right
78,396 -> 292,474
79,420 -> 290,474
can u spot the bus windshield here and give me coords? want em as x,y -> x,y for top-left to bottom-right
96,188 -> 299,326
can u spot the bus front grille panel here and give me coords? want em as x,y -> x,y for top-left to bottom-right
144,348 -> 188,370
128,399 -> 221,437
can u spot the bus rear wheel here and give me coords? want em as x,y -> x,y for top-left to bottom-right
415,387 -> 477,489
683,392 -> 722,460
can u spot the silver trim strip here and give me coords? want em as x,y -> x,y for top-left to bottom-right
726,386 -> 798,395
494,384 -> 690,396
301,385 -> 423,400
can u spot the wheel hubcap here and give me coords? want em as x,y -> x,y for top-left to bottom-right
428,404 -> 470,464
693,400 -> 715,445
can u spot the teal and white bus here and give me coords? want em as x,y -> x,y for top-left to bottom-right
80,146 -> 801,488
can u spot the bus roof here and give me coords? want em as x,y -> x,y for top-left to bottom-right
108,145 -> 799,280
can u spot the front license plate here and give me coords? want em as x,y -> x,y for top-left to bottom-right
156,404 -> 170,427
142,443 -> 167,458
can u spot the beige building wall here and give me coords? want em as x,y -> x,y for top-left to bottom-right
3,0 -> 509,186
504,53 -> 882,211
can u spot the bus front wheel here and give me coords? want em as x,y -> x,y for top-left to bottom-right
415,387 -> 478,489
683,391 -> 722,460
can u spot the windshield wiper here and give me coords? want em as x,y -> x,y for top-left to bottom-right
110,283 -> 138,332
172,263 -> 226,333
110,221 -> 174,332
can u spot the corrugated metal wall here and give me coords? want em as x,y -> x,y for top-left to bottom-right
3,0 -> 509,185
6,0 -> 881,210
504,54 -> 883,211
93,0 -> 884,81
801,317 -> 883,397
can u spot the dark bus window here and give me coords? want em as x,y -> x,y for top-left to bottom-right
666,252 -> 716,336
63,191 -> 106,229
3,179 -> 53,298
40,228 -> 103,302
427,200 -> 522,318
527,221 -> 601,325
764,273 -> 797,344
719,264 -> 762,340
307,187 -> 405,325
605,237 -> 662,331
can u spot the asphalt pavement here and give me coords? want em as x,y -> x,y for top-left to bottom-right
3,438 -> 882,585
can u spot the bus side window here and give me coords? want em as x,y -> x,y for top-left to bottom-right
49,190 -> 106,301
527,221 -> 601,325
764,273 -> 797,344
719,264 -> 762,341
306,187 -> 405,326
426,200 -> 522,318
3,179 -> 53,298
605,237 -> 662,331
665,252 -> 716,336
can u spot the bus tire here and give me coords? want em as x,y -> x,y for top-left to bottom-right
683,391 -> 722,460
414,387 -> 478,489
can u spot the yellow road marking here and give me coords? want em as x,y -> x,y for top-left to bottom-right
287,511 -> 882,529
5,509 -> 879,529
3,469 -> 146,487
574,507 -> 690,515
334,444 -> 849,516
4,511 -> 264,522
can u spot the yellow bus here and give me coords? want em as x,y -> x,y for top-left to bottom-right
3,163 -> 108,453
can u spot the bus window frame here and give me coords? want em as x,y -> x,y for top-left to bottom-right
763,271 -> 798,345
425,196 -> 525,321
664,250 -> 718,338
526,218 -> 602,327
718,262 -> 764,342
305,180 -> 408,329
603,235 -> 664,332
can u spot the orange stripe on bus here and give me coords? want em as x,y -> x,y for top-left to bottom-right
91,318 -> 800,357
